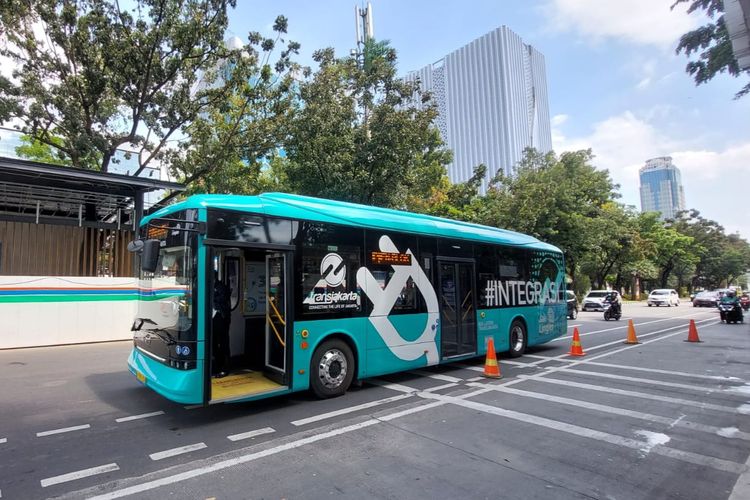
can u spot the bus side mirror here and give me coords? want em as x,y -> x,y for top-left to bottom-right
141,239 -> 161,273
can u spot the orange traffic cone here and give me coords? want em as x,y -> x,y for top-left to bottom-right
568,327 -> 586,356
684,319 -> 703,343
483,337 -> 502,379
624,319 -> 640,344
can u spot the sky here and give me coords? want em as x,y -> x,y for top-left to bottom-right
232,0 -> 750,239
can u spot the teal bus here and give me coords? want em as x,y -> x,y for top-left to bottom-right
127,193 -> 566,404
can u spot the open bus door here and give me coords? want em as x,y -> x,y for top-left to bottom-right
204,246 -> 292,404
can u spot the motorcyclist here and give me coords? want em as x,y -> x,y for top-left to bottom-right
719,290 -> 743,323
604,290 -> 622,316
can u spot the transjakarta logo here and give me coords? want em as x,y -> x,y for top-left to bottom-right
303,253 -> 359,310
357,235 -> 440,364
484,280 -> 560,307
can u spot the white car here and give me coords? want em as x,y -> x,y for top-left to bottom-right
647,289 -> 680,307
581,290 -> 610,311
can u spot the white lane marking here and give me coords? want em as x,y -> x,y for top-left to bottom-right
524,357 -> 746,382
227,427 -> 276,442
409,370 -> 463,383
36,424 -> 91,437
467,382 -> 750,440
368,380 -> 418,393
566,323 -> 582,329
522,376 -> 744,414
561,368 -> 733,394
729,437 -> 750,499
115,411 -> 165,423
291,394 -> 413,426
465,376 -> 484,382
419,391 -> 747,474
41,463 -> 120,488
149,443 -> 207,461
554,311 -> 713,341
85,387 -> 490,500
423,382 -> 459,392
0,437 -> 6,444
634,430 -> 670,455
503,320 -> 718,386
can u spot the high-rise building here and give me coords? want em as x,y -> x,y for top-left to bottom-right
406,26 -> 552,191
639,156 -> 686,220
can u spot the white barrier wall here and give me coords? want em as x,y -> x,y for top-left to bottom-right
0,276 -> 137,349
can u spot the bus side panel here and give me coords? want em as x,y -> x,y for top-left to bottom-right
476,303 -> 565,354
366,313 -> 438,378
290,317 -> 369,392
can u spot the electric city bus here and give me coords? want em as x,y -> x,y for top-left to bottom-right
127,192 -> 566,405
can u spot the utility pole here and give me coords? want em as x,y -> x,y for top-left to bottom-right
351,2 -> 374,136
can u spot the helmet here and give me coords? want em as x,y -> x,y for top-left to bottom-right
727,290 -> 736,297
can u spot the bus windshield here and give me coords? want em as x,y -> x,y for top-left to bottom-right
134,220 -> 198,362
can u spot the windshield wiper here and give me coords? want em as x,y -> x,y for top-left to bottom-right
131,317 -> 158,331
140,328 -> 178,346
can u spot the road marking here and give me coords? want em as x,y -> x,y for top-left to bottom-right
465,376 -> 484,382
368,380 -> 418,393
554,311 -> 713,342
36,424 -> 91,437
522,376 -> 745,414
291,394 -> 413,426
0,437 -> 6,444
566,323 -> 582,329
409,370 -> 463,383
419,391 -> 747,474
227,427 -> 276,441
729,441 -> 750,499
41,463 -> 120,488
560,368 -> 736,394
467,382 -> 750,440
83,387 -> 491,499
424,382 -> 460,392
149,443 -> 207,461
524,357 -> 746,382
115,411 -> 165,423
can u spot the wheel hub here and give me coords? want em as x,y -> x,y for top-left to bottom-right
318,349 -> 347,389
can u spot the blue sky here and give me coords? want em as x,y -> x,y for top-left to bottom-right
233,0 -> 750,239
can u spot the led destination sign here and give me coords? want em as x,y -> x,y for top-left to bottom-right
370,251 -> 412,266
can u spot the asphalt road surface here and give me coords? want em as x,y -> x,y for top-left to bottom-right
1,304 -> 749,500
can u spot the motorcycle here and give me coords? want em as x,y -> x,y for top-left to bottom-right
603,302 -> 622,321
740,294 -> 750,311
718,302 -> 744,324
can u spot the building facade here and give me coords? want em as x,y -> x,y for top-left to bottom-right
406,26 -> 552,191
639,156 -> 686,220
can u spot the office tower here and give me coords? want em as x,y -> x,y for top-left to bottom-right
639,156 -> 687,220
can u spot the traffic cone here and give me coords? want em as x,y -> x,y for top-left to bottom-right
483,337 -> 502,379
684,319 -> 703,343
624,319 -> 640,344
568,327 -> 586,356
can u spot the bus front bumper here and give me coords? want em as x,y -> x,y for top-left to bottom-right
128,348 -> 204,405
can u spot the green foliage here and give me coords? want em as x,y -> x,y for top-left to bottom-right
15,134 -> 71,166
0,0 -> 298,176
672,0 -> 750,99
283,41 -> 452,207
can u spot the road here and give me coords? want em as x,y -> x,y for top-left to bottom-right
1,304 -> 748,499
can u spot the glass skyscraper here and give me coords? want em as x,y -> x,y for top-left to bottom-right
639,156 -> 686,220
405,26 -> 552,193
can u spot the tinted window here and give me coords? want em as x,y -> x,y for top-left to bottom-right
364,231 -> 425,314
298,222 -> 364,317
208,210 -> 298,245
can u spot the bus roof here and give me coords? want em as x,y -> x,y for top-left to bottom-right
144,192 -> 562,252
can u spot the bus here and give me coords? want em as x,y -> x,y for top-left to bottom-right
127,192 -> 566,405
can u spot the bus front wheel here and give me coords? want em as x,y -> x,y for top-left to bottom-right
310,339 -> 355,399
508,320 -> 527,358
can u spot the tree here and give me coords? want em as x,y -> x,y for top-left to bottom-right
283,43 -> 451,207
0,1 -> 298,177
672,0 -> 750,99
476,148 -> 618,279
14,134 -> 70,166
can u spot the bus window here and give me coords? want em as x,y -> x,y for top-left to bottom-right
365,231 -> 424,315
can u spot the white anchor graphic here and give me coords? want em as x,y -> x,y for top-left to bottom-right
357,235 -> 440,364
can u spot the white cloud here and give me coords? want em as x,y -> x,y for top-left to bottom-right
553,111 -> 750,239
545,0 -> 702,47
551,114 -> 568,126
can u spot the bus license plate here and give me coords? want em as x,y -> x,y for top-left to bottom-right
136,371 -> 146,384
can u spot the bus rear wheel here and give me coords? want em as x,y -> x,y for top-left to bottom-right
508,320 -> 527,358
310,339 -> 355,399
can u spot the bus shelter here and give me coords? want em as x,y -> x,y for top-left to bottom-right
0,156 -> 185,348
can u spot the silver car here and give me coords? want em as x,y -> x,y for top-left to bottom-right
582,290 -> 610,311
647,289 -> 680,307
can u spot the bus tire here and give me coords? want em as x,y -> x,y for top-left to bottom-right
508,320 -> 527,358
310,339 -> 355,399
